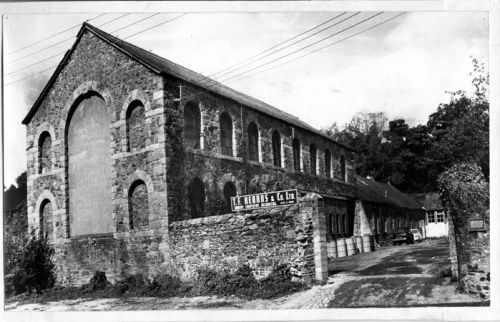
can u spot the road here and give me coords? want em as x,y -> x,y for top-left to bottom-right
6,239 -> 485,311
326,238 -> 486,307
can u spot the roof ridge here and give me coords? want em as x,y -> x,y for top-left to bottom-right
22,22 -> 354,151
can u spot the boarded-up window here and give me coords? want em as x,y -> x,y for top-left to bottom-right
126,100 -> 146,152
38,132 -> 52,174
184,101 -> 201,149
188,177 -> 205,219
40,199 -> 53,242
247,122 -> 259,161
67,93 -> 112,236
223,181 -> 237,213
129,180 -> 149,230
310,144 -> 317,175
272,131 -> 281,167
220,112 -> 233,156
325,149 -> 331,178
340,155 -> 346,181
293,138 -> 301,172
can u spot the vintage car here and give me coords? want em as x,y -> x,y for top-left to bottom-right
408,228 -> 423,243
391,228 -> 423,245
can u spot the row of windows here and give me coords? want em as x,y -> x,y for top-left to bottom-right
183,101 -> 347,181
427,211 -> 446,223
328,213 -> 350,238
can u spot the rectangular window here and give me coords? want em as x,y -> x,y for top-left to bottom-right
427,213 -> 435,223
436,212 -> 444,223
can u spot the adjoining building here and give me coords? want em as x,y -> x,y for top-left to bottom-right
412,192 -> 449,238
352,176 -> 425,246
22,23 -> 422,285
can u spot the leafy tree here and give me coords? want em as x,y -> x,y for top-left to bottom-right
323,112 -> 389,179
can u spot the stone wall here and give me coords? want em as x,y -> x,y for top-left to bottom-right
167,194 -> 327,283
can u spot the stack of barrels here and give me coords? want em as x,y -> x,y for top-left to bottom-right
327,235 -> 375,259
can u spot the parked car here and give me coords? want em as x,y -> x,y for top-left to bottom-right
391,228 -> 423,245
408,229 -> 423,244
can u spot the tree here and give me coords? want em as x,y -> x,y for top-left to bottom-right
323,112 -> 389,179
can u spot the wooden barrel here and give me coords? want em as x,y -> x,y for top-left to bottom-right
327,240 -> 337,259
355,236 -> 364,254
336,238 -> 347,258
346,237 -> 356,256
362,235 -> 374,252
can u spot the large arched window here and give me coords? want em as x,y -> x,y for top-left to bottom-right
38,131 -> 52,174
220,112 -> 233,156
67,92 -> 112,236
128,180 -> 149,230
223,181 -> 237,213
40,199 -> 53,241
272,130 -> 281,167
325,149 -> 331,179
126,100 -> 146,152
293,138 -> 301,172
340,155 -> 346,182
188,177 -> 205,219
184,101 -> 201,149
310,144 -> 317,175
247,122 -> 259,161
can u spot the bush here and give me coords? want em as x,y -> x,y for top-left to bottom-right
5,230 -> 56,297
191,264 -> 307,299
83,271 -> 111,292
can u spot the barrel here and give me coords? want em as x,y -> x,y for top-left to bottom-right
355,236 -> 364,254
336,238 -> 347,258
326,240 -> 337,259
346,237 -> 356,256
362,235 -> 374,252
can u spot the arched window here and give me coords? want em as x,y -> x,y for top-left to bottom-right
67,92 -> 112,236
340,155 -> 346,182
247,122 -> 259,161
220,112 -> 233,156
38,131 -> 52,174
126,100 -> 146,152
325,149 -> 331,178
310,144 -> 317,175
272,130 -> 281,167
188,177 -> 205,219
184,101 -> 201,149
40,199 -> 53,241
223,181 -> 237,213
128,180 -> 149,230
293,138 -> 301,172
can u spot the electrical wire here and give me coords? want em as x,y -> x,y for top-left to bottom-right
220,12 -> 384,83
5,13 -> 130,65
208,12 -> 348,78
5,13 -> 106,56
231,12 -> 406,83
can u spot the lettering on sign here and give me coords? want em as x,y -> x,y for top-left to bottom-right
231,189 -> 298,211
469,218 -> 486,232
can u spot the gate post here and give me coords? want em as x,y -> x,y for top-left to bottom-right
309,193 -> 328,282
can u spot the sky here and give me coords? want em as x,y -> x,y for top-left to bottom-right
2,8 -> 489,187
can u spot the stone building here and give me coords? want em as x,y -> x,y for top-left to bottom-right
23,23 -> 359,285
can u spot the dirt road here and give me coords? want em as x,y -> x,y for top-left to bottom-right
6,239 -> 484,311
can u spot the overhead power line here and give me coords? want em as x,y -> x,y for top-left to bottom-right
212,12 -> 360,81
5,13 -> 107,56
123,13 -> 188,39
209,12 -> 348,79
6,13 -> 165,76
5,13 -> 187,86
5,13 -> 130,65
231,12 -> 407,83
219,12 -> 385,83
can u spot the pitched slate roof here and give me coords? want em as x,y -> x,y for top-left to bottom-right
356,176 -> 423,210
22,23 -> 353,151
